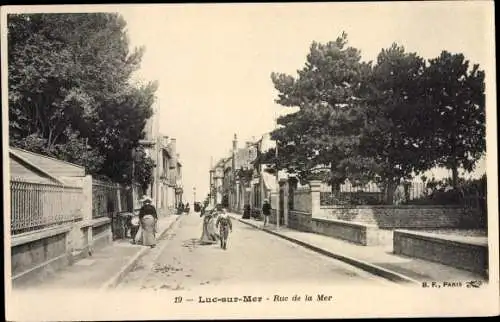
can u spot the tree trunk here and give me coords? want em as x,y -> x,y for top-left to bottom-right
385,179 -> 397,205
451,165 -> 459,189
330,163 -> 340,194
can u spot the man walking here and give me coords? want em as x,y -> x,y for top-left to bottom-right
262,199 -> 271,227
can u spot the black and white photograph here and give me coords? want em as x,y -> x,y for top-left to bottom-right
2,2 -> 498,320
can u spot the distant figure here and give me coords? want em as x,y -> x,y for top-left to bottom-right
135,196 -> 158,248
185,202 -> 190,214
177,201 -> 184,215
262,199 -> 271,227
216,209 -> 233,250
242,204 -> 251,219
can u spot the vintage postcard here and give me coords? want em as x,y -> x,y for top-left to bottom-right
2,2 -> 498,320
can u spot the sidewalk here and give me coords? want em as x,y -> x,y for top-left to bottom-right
229,213 -> 487,285
14,214 -> 183,290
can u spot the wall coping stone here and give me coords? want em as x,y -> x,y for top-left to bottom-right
11,225 -> 72,247
289,210 -> 312,215
394,229 -> 488,247
312,217 -> 377,229
91,217 -> 111,228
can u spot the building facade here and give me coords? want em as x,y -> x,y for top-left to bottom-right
140,101 -> 183,214
210,133 -> 279,214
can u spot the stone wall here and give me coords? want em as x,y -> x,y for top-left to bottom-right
11,226 -> 70,283
90,218 -> 113,251
11,218 -> 113,288
288,210 -> 312,232
393,230 -> 488,278
293,189 -> 311,213
310,218 -> 386,246
317,205 -> 470,229
10,175 -> 113,287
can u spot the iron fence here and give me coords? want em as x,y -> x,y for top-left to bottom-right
321,182 -> 387,206
320,180 -> 484,208
320,182 -> 437,206
92,180 -> 121,219
10,178 -> 83,235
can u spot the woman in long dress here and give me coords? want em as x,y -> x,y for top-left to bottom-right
136,196 -> 158,248
200,206 -> 220,244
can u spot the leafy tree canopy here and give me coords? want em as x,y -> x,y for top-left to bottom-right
422,51 -> 486,187
264,32 -> 372,188
8,13 -> 158,187
262,33 -> 485,200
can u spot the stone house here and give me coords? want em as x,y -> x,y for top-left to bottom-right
140,102 -> 183,213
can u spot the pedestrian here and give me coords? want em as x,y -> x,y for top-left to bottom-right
136,195 -> 158,248
177,201 -> 184,215
262,199 -> 271,227
200,205 -> 220,244
216,208 -> 233,250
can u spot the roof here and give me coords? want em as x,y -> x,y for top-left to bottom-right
10,147 -> 85,177
10,156 -> 59,184
10,151 -> 63,184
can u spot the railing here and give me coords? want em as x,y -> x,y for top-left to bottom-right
92,180 -> 121,219
118,184 -> 137,213
320,180 -> 485,208
320,182 -> 428,206
10,178 -> 83,235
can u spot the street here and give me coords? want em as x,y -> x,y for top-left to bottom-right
118,214 -> 393,290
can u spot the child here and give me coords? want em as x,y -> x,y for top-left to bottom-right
215,209 -> 233,250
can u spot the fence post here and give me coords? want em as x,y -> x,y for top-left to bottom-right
82,175 -> 93,254
280,178 -> 289,227
309,180 -> 322,217
116,183 -> 122,213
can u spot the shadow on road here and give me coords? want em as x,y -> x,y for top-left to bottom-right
182,238 -> 205,251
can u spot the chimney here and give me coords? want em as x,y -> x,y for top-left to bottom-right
232,134 -> 238,174
232,134 -> 238,151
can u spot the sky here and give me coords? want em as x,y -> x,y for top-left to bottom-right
115,2 -> 494,202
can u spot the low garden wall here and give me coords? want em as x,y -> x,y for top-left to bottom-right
310,217 -> 385,246
91,217 -> 112,250
317,205 -> 473,229
288,210 -> 312,232
393,230 -> 488,278
11,218 -> 112,287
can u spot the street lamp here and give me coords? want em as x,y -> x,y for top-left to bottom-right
193,187 -> 196,204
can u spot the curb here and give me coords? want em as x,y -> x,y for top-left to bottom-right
99,214 -> 184,290
231,215 -> 420,286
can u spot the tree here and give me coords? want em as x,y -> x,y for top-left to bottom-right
8,13 -> 157,182
422,51 -> 485,188
263,33 -> 372,190
360,44 -> 433,202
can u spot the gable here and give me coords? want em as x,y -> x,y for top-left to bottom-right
10,148 -> 85,177
10,157 -> 59,184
